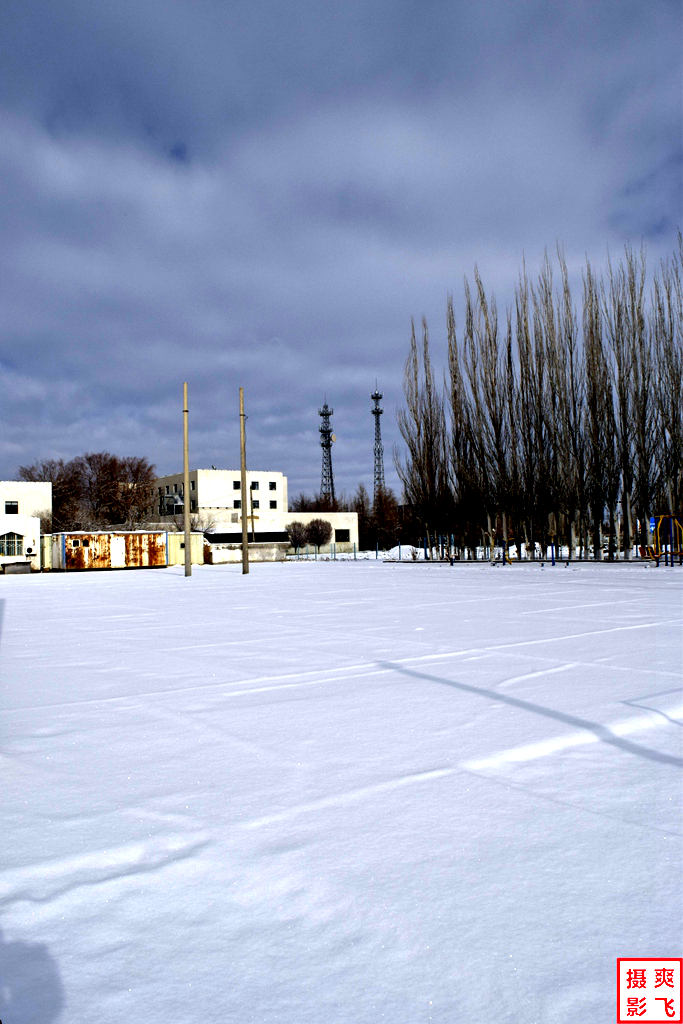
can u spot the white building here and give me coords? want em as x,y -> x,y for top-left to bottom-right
154,469 -> 288,531
0,480 -> 52,519
154,469 -> 358,552
0,481 -> 51,571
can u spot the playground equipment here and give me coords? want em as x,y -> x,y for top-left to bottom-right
640,513 -> 683,565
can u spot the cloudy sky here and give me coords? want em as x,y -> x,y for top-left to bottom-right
0,0 -> 680,498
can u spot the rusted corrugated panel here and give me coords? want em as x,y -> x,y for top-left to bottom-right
146,532 -> 166,566
123,532 -> 166,567
64,533 -> 111,570
66,538 -> 86,570
124,532 -> 144,567
90,535 -> 112,569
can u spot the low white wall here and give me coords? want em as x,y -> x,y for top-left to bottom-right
205,542 -> 289,564
283,511 -> 359,552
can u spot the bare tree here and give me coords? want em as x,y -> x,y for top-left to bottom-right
372,486 -> 400,549
624,247 -> 658,549
18,458 -> 83,531
583,261 -> 619,558
603,255 -> 635,557
117,456 -> 156,528
552,251 -> 585,557
398,237 -> 680,561
285,521 -> 308,550
514,261 -> 551,557
395,317 -> 451,550
290,493 -> 317,511
351,483 -> 372,548
652,235 -> 683,515
18,452 -> 155,531
462,270 -> 513,552
446,295 -> 480,555
305,518 -> 333,550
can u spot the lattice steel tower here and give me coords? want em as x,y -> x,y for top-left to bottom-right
318,400 -> 336,504
371,387 -> 385,505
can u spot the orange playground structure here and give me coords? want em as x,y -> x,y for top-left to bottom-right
640,513 -> 683,564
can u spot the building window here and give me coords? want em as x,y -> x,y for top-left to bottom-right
270,500 -> 277,509
158,487 -> 162,496
191,499 -> 197,511
250,481 -> 259,490
233,480 -> 240,490
252,500 -> 259,509
335,529 -> 350,542
71,539 -> 80,548
234,500 -> 241,509
166,485 -> 170,494
4,501 -> 18,514
269,481 -> 276,490
0,532 -> 22,555
191,480 -> 195,490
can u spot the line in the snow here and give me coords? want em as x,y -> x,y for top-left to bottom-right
2,617 -> 679,714
241,767 -> 459,828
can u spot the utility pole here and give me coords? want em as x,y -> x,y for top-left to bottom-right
182,382 -> 191,577
239,386 -> 249,575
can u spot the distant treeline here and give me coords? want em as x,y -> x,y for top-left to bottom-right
396,237 -> 682,558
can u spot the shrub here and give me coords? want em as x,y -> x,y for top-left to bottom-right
285,521 -> 308,550
305,518 -> 332,549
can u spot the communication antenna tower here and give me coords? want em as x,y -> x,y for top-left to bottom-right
371,386 -> 385,506
319,400 -> 336,504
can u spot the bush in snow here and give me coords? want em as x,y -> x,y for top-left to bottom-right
305,518 -> 333,549
285,521 -> 308,550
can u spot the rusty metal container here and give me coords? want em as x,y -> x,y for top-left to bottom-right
51,532 -> 168,570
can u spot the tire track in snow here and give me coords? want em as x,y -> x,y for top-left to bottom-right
241,767 -> 459,829
3,615 -> 679,714
492,663 -> 577,689
0,833 -> 211,907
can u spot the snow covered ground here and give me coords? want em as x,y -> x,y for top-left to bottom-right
1,560 -> 681,1024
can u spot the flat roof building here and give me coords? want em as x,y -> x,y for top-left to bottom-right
154,469 -> 288,532
154,468 -> 358,552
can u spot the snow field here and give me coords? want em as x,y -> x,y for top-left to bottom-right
1,560 -> 681,1023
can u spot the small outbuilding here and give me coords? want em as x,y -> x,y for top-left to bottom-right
51,531 -> 167,570
49,531 -> 204,571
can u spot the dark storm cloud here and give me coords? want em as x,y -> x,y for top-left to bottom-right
0,0 -> 680,496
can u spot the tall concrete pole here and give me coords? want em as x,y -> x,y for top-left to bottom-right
239,386 -> 249,575
183,382 -> 191,577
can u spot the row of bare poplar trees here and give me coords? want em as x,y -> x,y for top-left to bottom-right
396,237 -> 682,559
